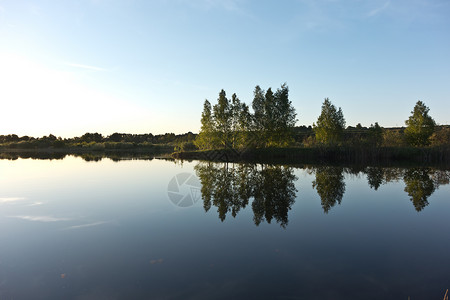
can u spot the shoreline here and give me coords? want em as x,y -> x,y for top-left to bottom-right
172,146 -> 450,166
1,145 -> 449,166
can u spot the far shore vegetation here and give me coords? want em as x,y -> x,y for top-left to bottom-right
0,132 -> 190,154
1,84 -> 449,164
178,84 -> 449,164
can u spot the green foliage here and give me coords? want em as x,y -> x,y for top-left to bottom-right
262,88 -> 275,145
0,131 -> 197,153
235,102 -> 253,149
343,123 -> 382,147
252,85 -> 297,147
250,85 -> 298,147
302,135 -> 316,147
175,141 -> 198,152
252,85 -> 266,133
313,98 -> 346,145
230,93 -> 241,148
108,133 -> 123,142
368,122 -> 383,147
213,89 -> 233,148
430,126 -> 450,146
81,132 -> 103,143
105,142 -> 134,149
271,84 -> 297,146
0,134 -> 20,143
195,100 -> 216,150
229,93 -> 256,149
91,142 -> 106,151
196,84 -> 297,151
404,101 -> 435,147
382,128 -> 406,147
52,139 -> 66,148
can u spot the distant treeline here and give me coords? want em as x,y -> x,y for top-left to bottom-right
2,125 -> 450,155
0,132 -> 196,151
292,124 -> 450,148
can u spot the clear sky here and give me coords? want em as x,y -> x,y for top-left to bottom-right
1,0 -> 449,138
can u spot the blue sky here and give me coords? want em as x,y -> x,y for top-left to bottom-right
0,0 -> 449,137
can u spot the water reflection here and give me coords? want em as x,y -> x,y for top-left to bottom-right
194,162 -> 297,228
0,152 -> 155,162
0,152 -> 67,160
311,166 -> 346,213
195,162 -> 450,225
366,166 -> 384,190
363,167 -> 449,212
403,168 -> 436,211
2,156 -> 450,298
252,165 -> 297,228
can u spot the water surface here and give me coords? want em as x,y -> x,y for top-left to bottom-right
0,157 -> 449,299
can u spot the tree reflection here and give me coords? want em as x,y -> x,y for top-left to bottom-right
366,166 -> 384,190
252,166 -> 297,228
194,162 -> 297,228
312,166 -> 346,213
195,163 -> 449,219
362,167 -> 449,211
341,166 -> 448,212
430,169 -> 450,187
194,162 -> 216,213
403,168 -> 436,212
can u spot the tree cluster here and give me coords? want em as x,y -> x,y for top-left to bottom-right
195,84 -> 297,150
314,99 -> 440,147
196,86 -> 442,150
197,91 -> 349,150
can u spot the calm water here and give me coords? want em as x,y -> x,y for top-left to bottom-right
0,157 -> 449,299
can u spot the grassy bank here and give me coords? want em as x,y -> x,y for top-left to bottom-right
0,141 -> 174,152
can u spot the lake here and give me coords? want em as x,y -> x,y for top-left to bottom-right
0,156 -> 449,299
